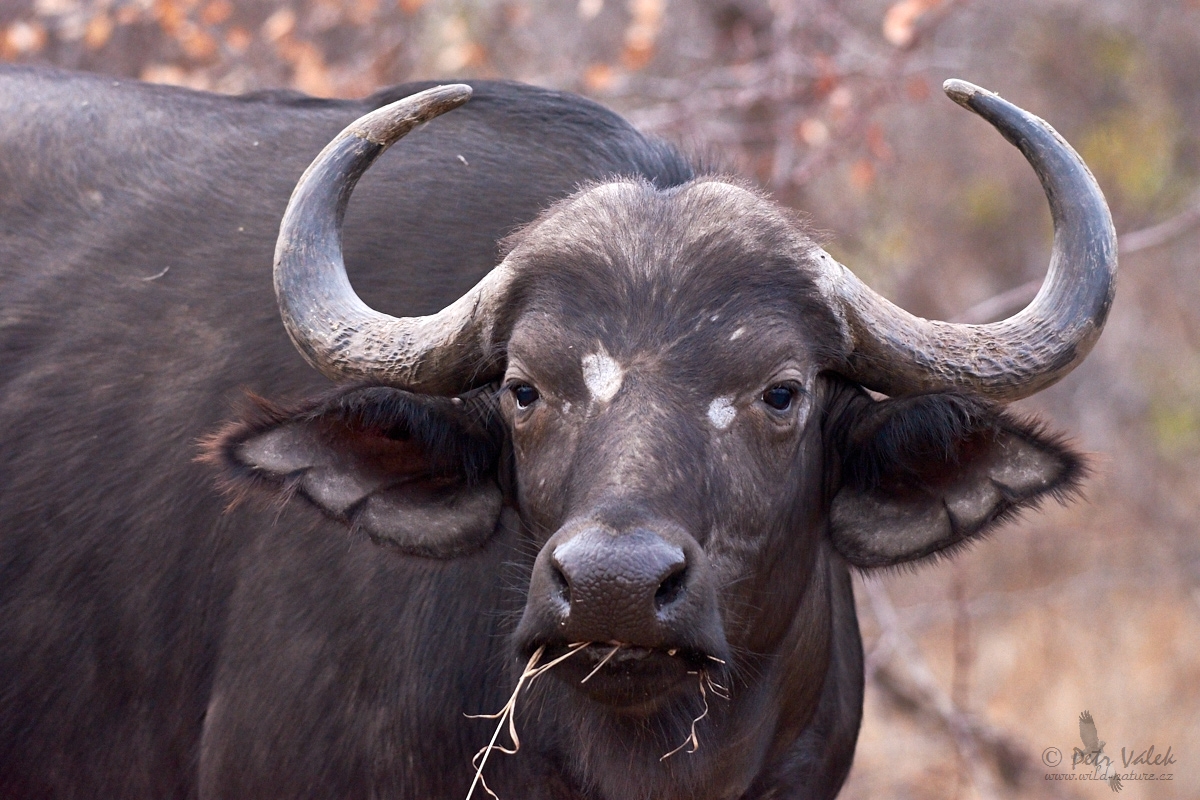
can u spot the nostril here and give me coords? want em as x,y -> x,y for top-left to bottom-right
550,561 -> 572,607
654,564 -> 687,611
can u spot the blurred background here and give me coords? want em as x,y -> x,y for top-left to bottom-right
1,0 -> 1196,796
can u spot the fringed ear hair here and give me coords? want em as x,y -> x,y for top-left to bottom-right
826,391 -> 1084,568
199,385 -> 505,558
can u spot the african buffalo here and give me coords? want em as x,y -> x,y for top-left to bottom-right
0,66 -> 1113,800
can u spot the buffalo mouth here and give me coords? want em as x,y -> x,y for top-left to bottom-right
528,641 -> 729,711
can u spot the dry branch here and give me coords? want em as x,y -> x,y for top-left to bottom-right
621,0 -> 968,192
861,578 -> 1078,799
1118,189 -> 1200,254
953,188 -> 1200,323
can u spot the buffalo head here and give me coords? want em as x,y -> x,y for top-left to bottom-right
207,80 -> 1113,799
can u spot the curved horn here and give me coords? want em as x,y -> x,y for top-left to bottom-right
274,83 -> 513,394
816,79 -> 1117,401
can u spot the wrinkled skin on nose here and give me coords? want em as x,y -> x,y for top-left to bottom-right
523,520 -> 727,662
549,527 -> 686,641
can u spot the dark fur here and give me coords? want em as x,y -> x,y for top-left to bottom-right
0,65 -> 1084,800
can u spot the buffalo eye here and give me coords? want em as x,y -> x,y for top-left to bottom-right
512,383 -> 540,409
761,385 -> 794,411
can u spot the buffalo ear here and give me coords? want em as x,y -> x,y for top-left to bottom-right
201,386 -> 505,558
827,392 -> 1083,568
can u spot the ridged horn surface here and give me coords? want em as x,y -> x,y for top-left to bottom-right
274,83 -> 513,394
815,79 -> 1117,400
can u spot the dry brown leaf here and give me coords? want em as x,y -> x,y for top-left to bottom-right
828,85 -> 853,122
850,158 -> 876,192
578,0 -> 603,21
435,42 -> 479,73
813,76 -> 838,99
583,62 -> 616,92
503,3 -> 530,27
866,123 -> 893,162
141,64 -> 186,85
180,24 -> 218,61
262,7 -> 296,43
434,15 -> 483,73
348,0 -> 379,26
882,0 -> 942,49
154,0 -> 187,36
332,72 -> 378,101
621,42 -> 653,70
224,26 -> 252,54
628,0 -> 664,26
84,12 -> 113,50
140,63 -> 210,91
4,21 -> 47,56
905,74 -> 930,101
797,118 -> 830,147
200,0 -> 233,26
115,5 -> 142,26
287,39 -> 332,97
622,0 -> 663,71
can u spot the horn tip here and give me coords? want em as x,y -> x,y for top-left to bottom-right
353,84 -> 473,147
943,79 -> 991,107
428,83 -> 474,107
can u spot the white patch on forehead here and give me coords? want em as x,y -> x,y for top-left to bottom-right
707,396 -> 737,430
730,326 -> 745,341
581,350 -> 624,403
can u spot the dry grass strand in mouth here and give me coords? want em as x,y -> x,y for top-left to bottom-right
579,644 -> 622,684
659,670 -> 711,762
466,645 -> 728,793
464,642 -> 590,800
703,670 -> 730,701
